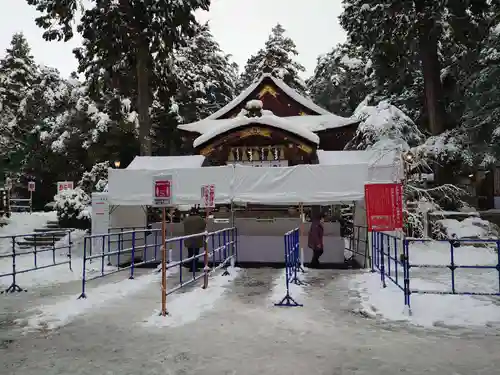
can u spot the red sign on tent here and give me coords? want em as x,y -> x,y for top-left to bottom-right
365,183 -> 403,231
153,177 -> 172,206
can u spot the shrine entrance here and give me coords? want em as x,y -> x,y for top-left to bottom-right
225,145 -> 289,167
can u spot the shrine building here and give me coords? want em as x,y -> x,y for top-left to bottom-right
177,73 -> 360,167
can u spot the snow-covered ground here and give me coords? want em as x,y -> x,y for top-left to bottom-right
2,268 -> 500,375
352,218 -> 500,328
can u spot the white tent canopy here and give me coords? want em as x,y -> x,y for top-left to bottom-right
107,151 -> 401,206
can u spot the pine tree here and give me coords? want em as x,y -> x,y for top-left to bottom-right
462,25 -> 500,165
238,24 -> 307,95
26,0 -> 211,156
152,22 -> 238,155
339,0 -> 495,135
307,43 -> 373,116
0,33 -> 38,174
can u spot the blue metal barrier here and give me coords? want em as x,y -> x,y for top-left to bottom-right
275,227 -> 304,307
371,232 -> 500,311
404,238 -> 500,310
0,230 -> 74,293
78,226 -> 238,299
164,227 -> 238,298
371,231 -> 408,307
78,228 -> 162,298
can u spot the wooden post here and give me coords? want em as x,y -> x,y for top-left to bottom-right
160,207 -> 168,316
29,190 -> 33,214
202,207 -> 210,289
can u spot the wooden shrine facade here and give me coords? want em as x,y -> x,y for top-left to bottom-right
178,73 -> 360,167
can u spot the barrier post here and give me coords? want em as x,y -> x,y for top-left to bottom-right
450,240 -> 456,294
101,234 -> 106,275
292,229 -> 304,285
298,203 -> 305,273
370,231 -> 375,273
402,239 -> 411,312
5,236 -> 23,293
222,230 -> 230,276
78,237 -> 88,299
380,233 -> 386,288
68,230 -> 73,272
203,233 -> 209,289
129,231 -> 136,280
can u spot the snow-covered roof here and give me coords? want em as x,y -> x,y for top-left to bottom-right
180,113 -> 357,136
126,155 -> 205,170
204,73 -> 331,120
192,115 -> 320,148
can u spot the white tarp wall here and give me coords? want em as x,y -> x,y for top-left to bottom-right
231,164 -> 369,204
108,156 -> 401,206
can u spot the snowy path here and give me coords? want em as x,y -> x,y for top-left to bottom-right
2,268 -> 500,375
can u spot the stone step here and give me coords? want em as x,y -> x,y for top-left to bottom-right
33,228 -> 67,233
21,235 -> 65,243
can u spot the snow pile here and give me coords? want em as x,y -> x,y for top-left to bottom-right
270,269 -> 306,305
437,216 -> 499,239
18,271 -> 161,332
143,267 -> 240,328
352,271 -> 500,328
352,240 -> 500,328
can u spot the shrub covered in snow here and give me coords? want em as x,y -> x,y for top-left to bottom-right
54,188 -> 91,229
347,98 -> 425,151
433,216 -> 499,240
78,161 -> 108,195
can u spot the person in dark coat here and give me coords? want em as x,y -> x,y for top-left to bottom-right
308,213 -> 325,268
183,206 -> 206,272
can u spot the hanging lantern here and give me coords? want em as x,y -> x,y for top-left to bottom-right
267,148 -> 273,161
253,149 -> 260,161
279,147 -> 285,160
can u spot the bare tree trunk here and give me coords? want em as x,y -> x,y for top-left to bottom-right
136,46 -> 151,156
416,6 -> 449,185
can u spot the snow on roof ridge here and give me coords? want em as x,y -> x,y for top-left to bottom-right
178,113 -> 358,135
204,73 -> 331,121
192,115 -> 320,148
127,155 -> 205,170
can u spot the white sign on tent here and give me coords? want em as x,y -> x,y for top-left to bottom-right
91,193 -> 109,254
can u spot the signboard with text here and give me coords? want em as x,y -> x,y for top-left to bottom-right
201,184 -> 215,208
365,182 -> 403,231
28,181 -> 35,192
57,181 -> 74,193
152,175 -> 172,207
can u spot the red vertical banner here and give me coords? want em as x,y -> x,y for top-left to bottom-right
365,183 -> 403,231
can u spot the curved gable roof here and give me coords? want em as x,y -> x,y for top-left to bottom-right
205,73 -> 331,120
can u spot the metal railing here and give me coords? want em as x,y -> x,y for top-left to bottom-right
404,238 -> 500,310
77,227 -> 238,300
9,198 -> 32,213
275,227 -> 304,307
344,225 -> 369,267
0,230 -> 74,293
78,228 -> 162,298
371,232 -> 500,312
